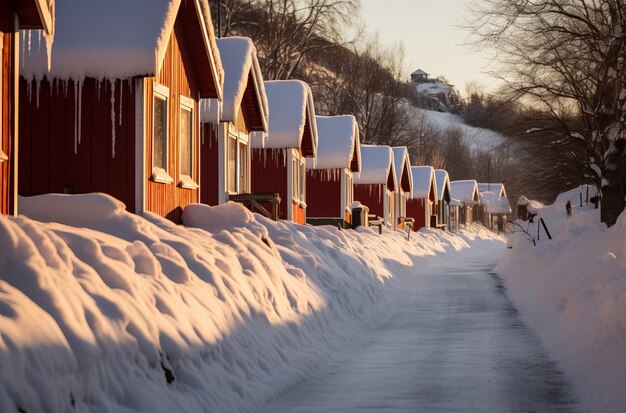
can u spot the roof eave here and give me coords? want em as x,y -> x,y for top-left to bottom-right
193,0 -> 223,100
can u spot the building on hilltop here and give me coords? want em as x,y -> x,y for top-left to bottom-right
410,68 -> 460,112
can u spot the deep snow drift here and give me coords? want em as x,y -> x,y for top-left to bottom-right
1,193 -> 500,413
496,186 -> 626,413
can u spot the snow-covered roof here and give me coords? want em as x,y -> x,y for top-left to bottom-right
434,169 -> 451,202
211,37 -> 268,131
478,183 -> 507,198
252,80 -> 317,157
410,166 -> 438,200
449,198 -> 462,207
392,147 -> 413,193
354,145 -> 396,189
22,0 -> 224,99
450,180 -> 479,204
307,115 -> 360,172
411,69 -> 428,76
479,191 -> 511,214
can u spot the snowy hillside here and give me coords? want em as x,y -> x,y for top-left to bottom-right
422,109 -> 504,150
496,187 -> 626,412
0,193 -> 500,413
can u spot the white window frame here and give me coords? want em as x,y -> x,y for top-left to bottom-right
178,94 -> 198,189
225,123 -> 250,195
151,82 -> 172,183
0,37 -> 6,163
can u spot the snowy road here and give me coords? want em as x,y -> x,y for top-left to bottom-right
256,242 -> 579,412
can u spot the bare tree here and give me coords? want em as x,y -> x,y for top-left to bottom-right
468,0 -> 626,226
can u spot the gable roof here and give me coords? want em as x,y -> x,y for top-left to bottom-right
212,37 -> 268,132
252,80 -> 317,157
410,166 -> 438,200
354,144 -> 396,190
478,183 -> 507,198
450,180 -> 479,204
411,69 -> 428,76
434,169 -> 451,202
392,147 -> 413,193
21,0 -> 223,99
307,115 -> 360,172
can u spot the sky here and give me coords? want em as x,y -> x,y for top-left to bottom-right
359,0 -> 500,96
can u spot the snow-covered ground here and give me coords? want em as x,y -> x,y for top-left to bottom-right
422,109 -> 504,150
0,193 -> 501,413
496,186 -> 626,413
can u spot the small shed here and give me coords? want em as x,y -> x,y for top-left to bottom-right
19,0 -> 223,224
353,145 -> 396,228
0,0 -> 53,215
306,115 -> 361,228
449,198 -> 462,232
479,190 -> 511,231
434,169 -> 451,229
450,180 -> 480,226
407,166 -> 438,230
392,147 -> 413,229
201,36 -> 268,206
478,183 -> 507,198
250,79 -> 317,223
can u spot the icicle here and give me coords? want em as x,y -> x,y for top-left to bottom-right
110,80 -> 117,158
78,80 -> 83,146
21,32 -> 25,69
27,30 -> 32,56
97,79 -> 102,100
119,80 -> 123,125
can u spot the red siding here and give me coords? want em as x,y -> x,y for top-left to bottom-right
19,78 -> 136,211
0,26 -> 15,215
200,124 -> 219,205
354,183 -> 385,218
306,169 -> 342,218
407,198 -> 428,230
145,18 -> 200,223
251,148 -> 288,220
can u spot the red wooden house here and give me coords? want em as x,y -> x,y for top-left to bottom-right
450,180 -> 480,227
250,80 -> 318,224
200,36 -> 268,206
391,146 -> 413,229
407,166 -> 438,230
0,0 -> 52,215
306,115 -> 361,227
353,145 -> 396,228
19,0 -> 223,223
434,169 -> 451,230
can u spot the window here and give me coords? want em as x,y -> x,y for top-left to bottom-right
151,83 -> 170,182
299,158 -> 306,202
227,133 -> 237,193
346,173 -> 353,208
178,95 -> 197,188
239,141 -> 248,192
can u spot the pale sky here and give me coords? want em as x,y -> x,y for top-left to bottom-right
359,0 -> 499,95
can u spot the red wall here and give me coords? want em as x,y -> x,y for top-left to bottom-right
19,78 -> 136,212
407,198 -> 428,229
0,18 -> 15,215
306,170 -> 341,218
251,148 -> 288,220
200,125 -> 219,206
354,183 -> 384,218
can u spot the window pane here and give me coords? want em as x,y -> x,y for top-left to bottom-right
153,96 -> 167,170
292,158 -> 298,200
239,141 -> 247,193
228,136 -> 237,192
300,162 -> 305,201
180,107 -> 192,177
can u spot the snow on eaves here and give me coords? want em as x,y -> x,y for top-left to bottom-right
354,144 -> 395,186
392,147 -> 413,193
450,180 -> 479,204
434,169 -> 451,202
21,0 -> 224,93
479,191 -> 511,214
410,166 -> 437,200
252,80 -> 317,155
209,37 -> 268,130
307,115 -> 360,172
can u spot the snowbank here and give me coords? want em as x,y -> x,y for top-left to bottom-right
496,187 -> 626,412
2,193 -> 501,412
